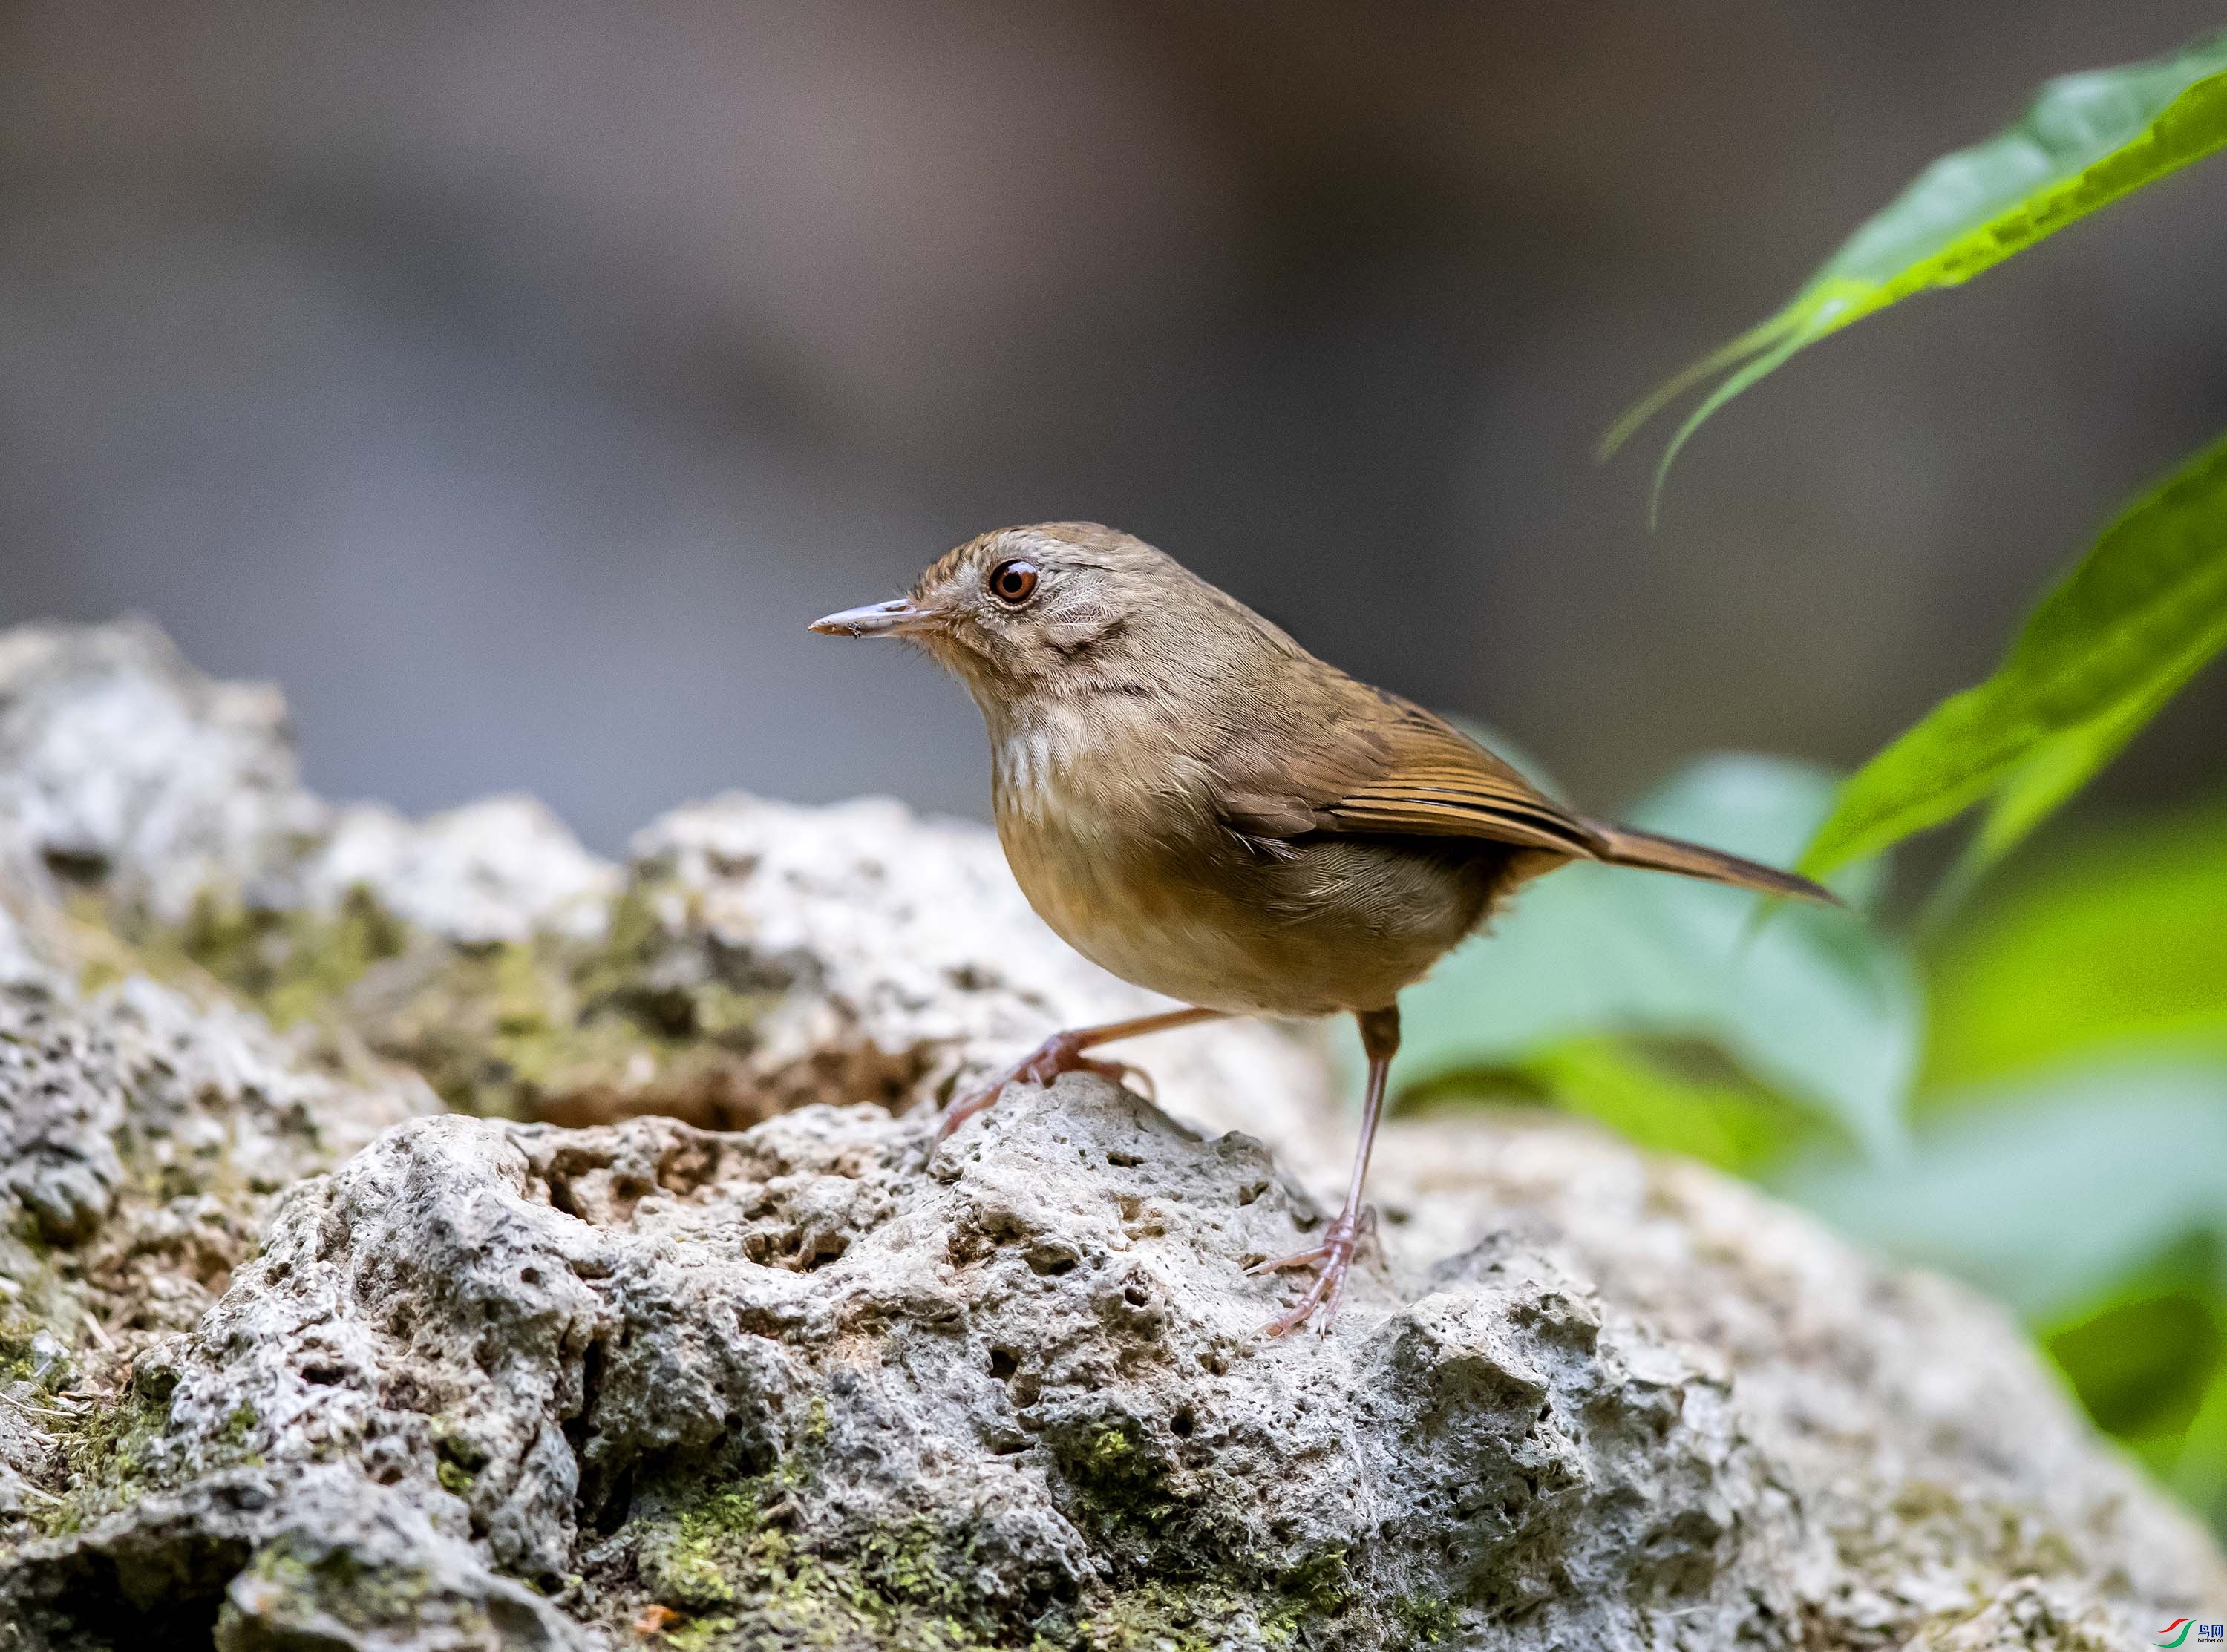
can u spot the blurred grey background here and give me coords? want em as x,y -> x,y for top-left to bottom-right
4,1 -> 2224,853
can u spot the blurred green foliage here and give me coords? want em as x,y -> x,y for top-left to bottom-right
1923,799 -> 2227,1091
1788,1059 -> 2227,1528
1398,760 -> 2227,1530
1609,24 -> 2227,911
1398,755 -> 1917,1160
1556,27 -> 2227,1535
1799,435 -> 2227,894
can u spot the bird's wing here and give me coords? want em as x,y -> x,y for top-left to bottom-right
1209,684 -> 1605,857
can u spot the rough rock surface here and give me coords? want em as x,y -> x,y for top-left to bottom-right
0,975 -> 434,1525
0,620 -> 2219,1651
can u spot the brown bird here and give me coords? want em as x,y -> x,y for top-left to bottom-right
813,523 -> 1833,1335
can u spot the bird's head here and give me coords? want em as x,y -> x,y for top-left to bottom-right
811,522 -> 1251,715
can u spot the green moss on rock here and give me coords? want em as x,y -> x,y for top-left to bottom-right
642,1487 -> 770,1612
1047,1418 -> 1179,1541
0,1308 -> 45,1388
373,925 -> 779,1125
1388,1594 -> 1459,1646
114,874 -> 791,1129
34,1384 -> 172,1535
1074,1578 -> 1256,1651
218,1538 -> 467,1641
178,885 -> 409,1028
620,1459 -> 1035,1652
1266,1550 -> 1354,1635
1070,1554 -> 1354,1652
612,1439 -> 1364,1652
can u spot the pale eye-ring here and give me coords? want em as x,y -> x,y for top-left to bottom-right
987,558 -> 1040,605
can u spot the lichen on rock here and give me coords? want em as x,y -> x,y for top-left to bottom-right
0,619 -> 2222,1651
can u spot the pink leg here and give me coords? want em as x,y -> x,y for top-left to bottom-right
1252,1003 -> 1399,1337
935,1006 -> 1229,1144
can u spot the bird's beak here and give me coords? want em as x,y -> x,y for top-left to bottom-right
808,598 -> 944,638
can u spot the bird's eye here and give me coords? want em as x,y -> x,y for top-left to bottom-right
988,559 -> 1040,605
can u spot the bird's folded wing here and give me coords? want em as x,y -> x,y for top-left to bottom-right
1209,689 -> 1605,856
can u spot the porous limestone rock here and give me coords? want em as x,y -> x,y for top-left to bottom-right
0,974 -> 434,1535
0,620 -> 609,949
0,618 -> 2220,1651
0,620 -> 324,927
9,1086 -> 2220,1650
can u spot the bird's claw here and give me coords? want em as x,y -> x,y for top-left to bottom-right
1252,1207 -> 1375,1337
934,1034 -> 1157,1144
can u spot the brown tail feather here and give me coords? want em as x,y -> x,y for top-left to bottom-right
1582,819 -> 1842,906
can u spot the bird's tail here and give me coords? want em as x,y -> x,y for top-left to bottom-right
1581,819 -> 1841,906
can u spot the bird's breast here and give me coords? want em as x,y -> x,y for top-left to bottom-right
987,718 -> 1494,1017
991,718 -> 1257,1007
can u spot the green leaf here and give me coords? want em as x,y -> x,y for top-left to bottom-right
1395,755 -> 1920,1159
1923,798 -> 2227,1092
2166,1358 -> 2227,1531
1608,26 -> 2227,502
2041,1267 -> 2223,1449
1523,1038 -> 1821,1175
2035,1252 -> 2227,1524
1798,432 -> 2227,882
1779,1062 -> 2227,1319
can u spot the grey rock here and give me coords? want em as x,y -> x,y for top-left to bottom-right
0,620 -> 611,949
0,997 -> 126,1247
0,972 -> 434,1548
306,797 -> 617,948
0,616 -> 2220,1651
15,1086 -> 2211,1651
0,897 -> 65,997
0,974 -> 432,1277
4,1466 -> 583,1652
0,620 -> 323,925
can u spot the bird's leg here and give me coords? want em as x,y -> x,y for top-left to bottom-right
1252,1003 -> 1399,1337
935,1005 -> 1229,1143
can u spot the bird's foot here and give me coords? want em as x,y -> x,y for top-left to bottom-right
934,1030 -> 1155,1144
1249,1205 -> 1376,1337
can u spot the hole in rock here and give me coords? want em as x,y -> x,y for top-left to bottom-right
24,1534 -> 249,1651
564,1337 -> 609,1458
40,846 -> 108,883
592,1466 -> 636,1536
